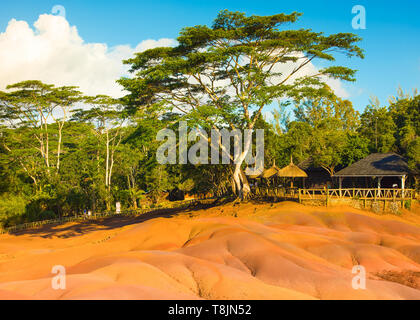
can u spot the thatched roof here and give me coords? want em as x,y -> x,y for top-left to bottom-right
334,153 -> 411,177
277,162 -> 308,178
245,167 -> 264,179
260,160 -> 279,179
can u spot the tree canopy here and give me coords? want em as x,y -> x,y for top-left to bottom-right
0,10 -> 417,228
119,9 -> 364,198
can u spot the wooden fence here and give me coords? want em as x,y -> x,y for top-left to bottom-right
251,186 -> 417,207
298,188 -> 416,207
0,199 -> 205,235
252,186 -> 299,199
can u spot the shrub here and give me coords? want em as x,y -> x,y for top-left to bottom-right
371,201 -> 382,214
0,194 -> 28,228
389,201 -> 401,215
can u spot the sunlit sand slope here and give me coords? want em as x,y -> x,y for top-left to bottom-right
1,202 -> 420,299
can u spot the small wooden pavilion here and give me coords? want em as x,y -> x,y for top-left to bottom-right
247,158 -> 308,189
334,153 -> 412,190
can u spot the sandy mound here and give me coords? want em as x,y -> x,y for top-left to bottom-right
1,201 -> 420,300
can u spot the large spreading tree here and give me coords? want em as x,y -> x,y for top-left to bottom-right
119,10 -> 364,199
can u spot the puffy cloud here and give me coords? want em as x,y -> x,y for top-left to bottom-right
0,14 -> 349,101
0,14 -> 176,97
267,52 -> 350,99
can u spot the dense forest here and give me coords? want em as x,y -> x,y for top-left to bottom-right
0,10 -> 419,227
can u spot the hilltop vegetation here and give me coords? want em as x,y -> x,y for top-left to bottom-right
0,10 -> 418,227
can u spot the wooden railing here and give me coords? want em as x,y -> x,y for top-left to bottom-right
252,186 -> 299,198
0,199 -> 207,235
299,188 -> 415,201
251,186 -> 417,207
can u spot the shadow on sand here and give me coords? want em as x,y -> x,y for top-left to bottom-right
8,199 -> 229,239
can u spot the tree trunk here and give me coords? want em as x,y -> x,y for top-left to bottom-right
233,163 -> 242,198
105,130 -> 111,211
105,130 -> 109,187
232,163 -> 252,200
56,122 -> 63,173
231,129 -> 253,200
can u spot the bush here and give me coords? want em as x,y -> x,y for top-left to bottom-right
0,193 -> 61,228
371,201 -> 382,214
389,201 -> 401,215
0,194 -> 28,227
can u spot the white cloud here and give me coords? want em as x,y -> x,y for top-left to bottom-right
0,14 -> 349,101
268,52 -> 350,99
0,14 -> 176,98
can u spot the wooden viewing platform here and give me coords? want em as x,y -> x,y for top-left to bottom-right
251,186 -> 417,209
298,188 -> 416,201
298,188 -> 416,210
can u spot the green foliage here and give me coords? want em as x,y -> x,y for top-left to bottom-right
310,118 -> 347,176
341,132 -> 370,167
389,91 -> 420,174
120,10 -> 362,130
280,121 -> 313,164
359,99 -> 396,153
119,9 -> 363,198
0,194 -> 27,227
0,11 -> 418,227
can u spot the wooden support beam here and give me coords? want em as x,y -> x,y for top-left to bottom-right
339,177 -> 343,198
377,176 -> 383,198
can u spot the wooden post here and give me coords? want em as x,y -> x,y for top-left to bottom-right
326,188 -> 329,207
339,177 -> 343,198
401,175 -> 406,192
298,189 -> 301,204
401,175 -> 406,209
377,176 -> 382,198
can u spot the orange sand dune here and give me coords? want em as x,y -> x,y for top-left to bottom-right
1,201 -> 420,300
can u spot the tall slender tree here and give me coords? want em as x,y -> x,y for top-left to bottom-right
0,81 -> 82,188
73,95 -> 126,210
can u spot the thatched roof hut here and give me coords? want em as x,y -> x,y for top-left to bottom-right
334,153 -> 412,189
277,157 -> 308,188
334,153 -> 410,177
246,167 -> 264,180
277,162 -> 308,178
260,160 -> 280,179
247,173 -> 262,179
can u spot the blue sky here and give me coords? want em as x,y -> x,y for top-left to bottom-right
1,0 -> 419,113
